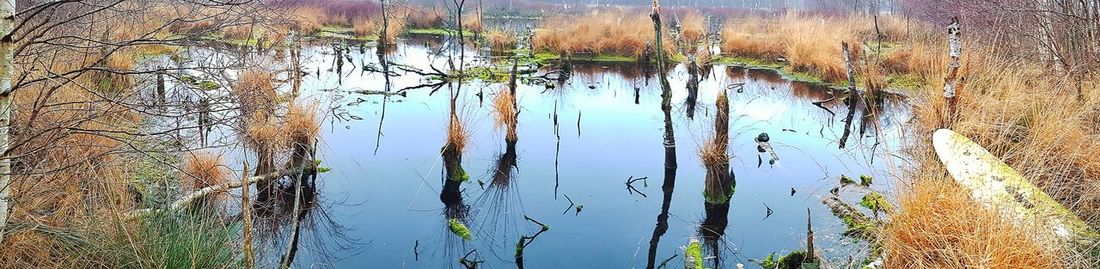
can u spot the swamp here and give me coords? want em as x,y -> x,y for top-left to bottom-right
1,0 -> 1099,268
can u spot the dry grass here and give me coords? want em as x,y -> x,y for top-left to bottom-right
1,55 -> 140,267
407,6 -> 443,29
353,17 -> 377,37
245,111 -> 283,150
680,12 -> 706,48
462,13 -> 482,32
883,19 -> 1100,266
232,69 -> 278,120
720,18 -> 783,59
446,114 -> 468,154
492,89 -> 518,142
485,29 -> 517,51
532,12 -> 675,59
87,54 -> 135,93
285,101 -> 321,147
180,152 -> 228,191
883,177 -> 1063,268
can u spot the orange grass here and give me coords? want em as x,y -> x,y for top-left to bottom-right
180,152 -> 228,191
882,177 -> 1063,268
485,29 -> 517,51
885,20 -> 1100,266
532,12 -> 675,59
492,88 -> 518,142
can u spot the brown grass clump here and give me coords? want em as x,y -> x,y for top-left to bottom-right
462,13 -> 482,32
180,152 -> 228,191
87,54 -> 135,93
245,111 -> 283,150
532,12 -> 675,59
446,114 -> 468,154
492,89 -> 518,142
407,6 -> 443,29
777,14 -> 861,83
232,69 -> 278,119
882,178 -> 1063,268
485,29 -> 517,51
353,17 -> 377,37
680,12 -> 706,47
289,6 -> 326,33
720,18 -> 783,59
285,101 -> 321,147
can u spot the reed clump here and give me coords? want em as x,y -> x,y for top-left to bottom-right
679,12 -> 706,47
492,89 -> 518,142
720,18 -> 783,59
352,17 -> 377,37
485,29 -> 517,51
180,152 -> 227,191
232,69 -> 278,120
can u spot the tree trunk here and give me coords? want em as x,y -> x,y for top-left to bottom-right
0,0 -> 15,246
943,17 -> 962,126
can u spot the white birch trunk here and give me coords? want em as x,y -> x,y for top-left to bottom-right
0,0 -> 16,246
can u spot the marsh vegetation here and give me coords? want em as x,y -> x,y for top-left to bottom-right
0,0 -> 1098,268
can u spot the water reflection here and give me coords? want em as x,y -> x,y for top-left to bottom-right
280,38 -> 912,267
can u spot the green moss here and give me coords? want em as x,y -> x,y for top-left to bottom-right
840,175 -> 855,185
886,73 -> 923,90
761,253 -> 777,269
859,175 -> 873,187
685,239 -> 704,269
711,56 -> 784,69
406,28 -> 475,37
319,25 -> 354,34
448,218 -> 473,240
859,192 -> 892,213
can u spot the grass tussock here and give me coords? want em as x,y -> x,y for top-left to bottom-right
232,69 -> 278,119
485,29 -> 517,51
180,152 -> 227,191
679,12 -> 706,48
720,13 -> 868,83
492,89 -> 518,142
407,6 -> 444,29
352,17 -> 377,37
87,54 -> 135,93
446,114 -> 468,154
285,101 -> 321,147
882,178 -> 1063,268
532,12 -> 675,59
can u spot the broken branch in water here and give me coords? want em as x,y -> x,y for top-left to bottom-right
124,164 -> 311,220
458,249 -> 483,269
626,176 -> 649,198
515,215 -> 550,269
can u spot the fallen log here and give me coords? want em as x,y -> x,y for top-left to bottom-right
124,165 -> 308,220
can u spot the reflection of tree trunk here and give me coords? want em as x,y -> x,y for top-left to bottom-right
685,62 -> 699,120
839,42 -> 860,149
699,202 -> 730,269
646,4 -> 679,268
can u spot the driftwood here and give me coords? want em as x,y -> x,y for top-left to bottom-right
124,166 -> 307,220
